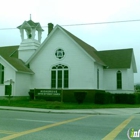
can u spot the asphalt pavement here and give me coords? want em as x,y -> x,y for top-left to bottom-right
0,108 -> 140,139
0,106 -> 140,115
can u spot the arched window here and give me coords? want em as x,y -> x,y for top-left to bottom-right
51,64 -> 69,89
0,64 -> 4,84
117,70 -> 122,89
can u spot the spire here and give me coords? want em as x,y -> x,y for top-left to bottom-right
30,14 -> 32,20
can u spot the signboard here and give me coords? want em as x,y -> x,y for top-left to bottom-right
34,89 -> 61,96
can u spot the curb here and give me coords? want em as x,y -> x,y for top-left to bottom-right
0,106 -> 139,115
0,106 -> 114,115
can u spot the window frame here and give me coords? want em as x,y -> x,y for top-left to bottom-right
0,64 -> 4,84
97,69 -> 99,89
116,70 -> 122,89
55,49 -> 65,59
51,64 -> 69,89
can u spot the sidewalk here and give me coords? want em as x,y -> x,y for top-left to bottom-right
0,106 -> 140,115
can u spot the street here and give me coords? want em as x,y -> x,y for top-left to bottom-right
0,110 -> 140,140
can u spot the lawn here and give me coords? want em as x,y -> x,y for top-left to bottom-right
0,99 -> 140,109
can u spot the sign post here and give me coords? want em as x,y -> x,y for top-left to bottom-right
61,89 -> 63,103
5,79 -> 13,105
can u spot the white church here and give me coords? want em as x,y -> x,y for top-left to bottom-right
0,19 -> 137,98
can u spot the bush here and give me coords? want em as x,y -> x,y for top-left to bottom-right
74,92 -> 87,104
113,93 -> 136,104
114,94 -> 126,104
134,93 -> 140,104
28,90 -> 34,100
63,90 -> 76,102
127,94 -> 136,104
94,91 -> 111,104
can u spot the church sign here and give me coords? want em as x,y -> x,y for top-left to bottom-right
34,89 -> 61,96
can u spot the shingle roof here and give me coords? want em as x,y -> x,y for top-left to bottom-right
60,26 -> 106,66
24,24 -> 135,71
98,48 -> 133,68
0,45 -> 18,57
0,46 -> 34,74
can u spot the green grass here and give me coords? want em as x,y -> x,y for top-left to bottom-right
0,99 -> 140,109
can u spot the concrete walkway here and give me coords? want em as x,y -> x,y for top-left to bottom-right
0,106 -> 140,115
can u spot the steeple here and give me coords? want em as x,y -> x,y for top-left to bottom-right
17,18 -> 44,62
17,18 -> 44,43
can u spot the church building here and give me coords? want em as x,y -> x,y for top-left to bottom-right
0,19 -> 137,98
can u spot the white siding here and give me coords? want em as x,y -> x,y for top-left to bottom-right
0,58 -> 15,96
15,73 -> 31,96
30,28 -> 103,89
104,64 -> 134,93
18,39 -> 40,62
127,63 -> 135,91
94,63 -> 104,90
0,85 -> 5,96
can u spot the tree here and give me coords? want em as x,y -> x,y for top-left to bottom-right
135,83 -> 140,92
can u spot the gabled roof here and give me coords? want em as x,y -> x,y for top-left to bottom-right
1,25 -> 136,73
98,48 -> 137,71
0,46 -> 34,74
26,25 -> 106,66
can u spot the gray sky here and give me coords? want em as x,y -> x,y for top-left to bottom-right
0,0 -> 140,83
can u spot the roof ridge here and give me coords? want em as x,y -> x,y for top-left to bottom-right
0,45 -> 19,48
99,48 -> 133,52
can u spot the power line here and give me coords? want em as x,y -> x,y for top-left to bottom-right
0,27 -> 16,30
0,19 -> 140,30
61,19 -> 140,26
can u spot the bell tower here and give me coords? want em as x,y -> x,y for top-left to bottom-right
17,18 -> 44,62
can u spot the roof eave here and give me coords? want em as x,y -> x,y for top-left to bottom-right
133,51 -> 137,73
16,71 -> 34,75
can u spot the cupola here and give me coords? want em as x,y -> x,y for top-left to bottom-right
17,18 -> 44,62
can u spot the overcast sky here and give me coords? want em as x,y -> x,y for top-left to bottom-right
0,0 -> 140,83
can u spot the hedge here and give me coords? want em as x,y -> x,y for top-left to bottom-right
28,89 -> 140,104
113,94 -> 136,104
74,92 -> 87,104
94,92 -> 140,104
94,91 -> 112,104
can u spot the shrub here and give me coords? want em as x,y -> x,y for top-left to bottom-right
114,94 -> 127,104
114,93 -> 136,104
134,93 -> 140,104
127,94 -> 136,104
28,90 -> 34,100
137,93 -> 140,104
63,90 -> 76,102
74,92 -> 87,104
94,91 -> 111,104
